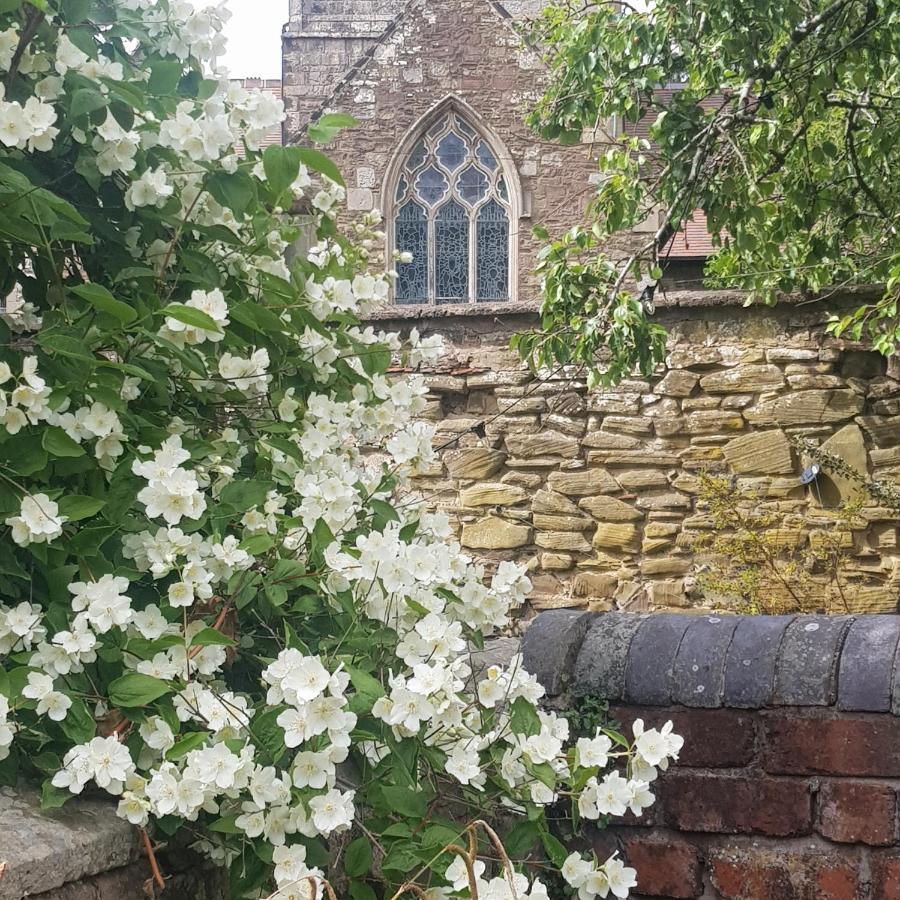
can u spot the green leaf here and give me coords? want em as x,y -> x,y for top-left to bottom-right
344,836 -> 373,877
381,784 -> 427,819
41,779 -> 71,810
207,171 -> 256,219
294,148 -> 345,187
42,427 -> 85,459
504,820 -> 540,858
208,815 -> 241,833
108,673 -> 172,707
189,627 -> 236,648
69,88 -> 107,119
37,332 -> 96,364
148,59 -> 185,95
262,145 -> 300,198
540,829 -> 569,868
349,884 -> 378,900
57,495 -> 105,522
60,698 -> 95,744
167,732 -> 208,761
317,112 -> 358,129
159,303 -> 222,333
219,479 -> 270,512
251,705 -> 288,762
510,696 -> 542,738
62,0 -> 93,21
347,666 -> 384,702
71,283 -> 136,324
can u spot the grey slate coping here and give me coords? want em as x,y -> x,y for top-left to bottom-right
773,615 -> 853,706
671,615 -> 740,708
623,615 -> 693,706
520,610 -> 900,713
839,615 -> 900,712
521,609 -> 597,696
0,787 -> 139,900
723,615 -> 795,708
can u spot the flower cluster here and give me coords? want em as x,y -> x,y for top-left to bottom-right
562,852 -> 638,900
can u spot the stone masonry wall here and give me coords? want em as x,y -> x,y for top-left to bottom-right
522,609 -> 900,899
370,291 -> 900,619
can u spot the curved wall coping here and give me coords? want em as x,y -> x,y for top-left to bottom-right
521,609 -> 900,713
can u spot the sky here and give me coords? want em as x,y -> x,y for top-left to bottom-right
221,0 -> 288,79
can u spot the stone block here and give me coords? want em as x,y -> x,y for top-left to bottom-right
532,489 -> 581,515
621,834 -> 704,899
460,516 -> 531,550
578,495 -> 643,521
506,430 -> 579,458
573,571 -> 617,597
547,468 -> 620,496
815,423 -> 868,506
593,523 -> 640,552
521,609 -> 597,696
817,780 -> 897,846
648,579 -> 687,608
615,469 -> 669,490
773,615 -> 854,706
667,347 -> 723,368
722,429 -> 793,475
539,552 -> 572,570
700,364 -> 786,393
745,390 -> 864,426
0,788 -> 139,900
858,415 -> 900,448
445,448 -> 506,479
655,369 -> 699,397
686,410 -> 746,434
534,530 -> 593,552
458,483 -> 528,506
601,415 -> 653,436
532,513 -> 593,532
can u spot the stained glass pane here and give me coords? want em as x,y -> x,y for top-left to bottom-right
427,116 -> 449,139
476,200 -> 509,301
395,175 -> 408,202
414,166 -> 449,206
498,176 -> 509,203
436,201 -> 469,303
457,118 -> 476,140
407,140 -> 427,171
457,165 -> 488,205
476,140 -> 498,171
395,201 -> 427,304
437,131 -> 467,171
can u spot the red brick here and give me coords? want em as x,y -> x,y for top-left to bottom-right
661,772 -> 812,836
610,705 -> 757,768
710,847 -> 860,900
622,834 -> 703,898
817,781 -> 897,846
872,851 -> 900,900
763,711 -> 900,776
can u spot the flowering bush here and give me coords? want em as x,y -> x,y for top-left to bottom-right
0,2 -> 681,897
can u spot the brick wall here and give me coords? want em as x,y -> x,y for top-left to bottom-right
522,610 -> 900,900
367,291 -> 900,617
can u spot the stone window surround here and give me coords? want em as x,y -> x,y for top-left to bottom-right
382,94 -> 525,306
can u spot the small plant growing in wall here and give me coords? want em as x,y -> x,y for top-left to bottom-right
692,473 -> 868,615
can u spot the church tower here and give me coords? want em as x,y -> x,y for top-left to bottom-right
282,0 -> 404,139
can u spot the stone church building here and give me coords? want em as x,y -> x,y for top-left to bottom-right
281,1 -> 900,618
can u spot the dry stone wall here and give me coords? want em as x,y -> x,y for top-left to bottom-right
370,291 -> 900,619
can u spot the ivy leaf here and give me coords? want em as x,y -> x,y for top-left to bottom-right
167,732 -> 208,761
344,836 -> 373,877
71,283 -> 136,324
57,495 -> 105,521
108,673 -> 172,707
42,427 -> 85,459
159,303 -> 222,333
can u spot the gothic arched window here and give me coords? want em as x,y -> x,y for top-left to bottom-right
392,110 -> 513,304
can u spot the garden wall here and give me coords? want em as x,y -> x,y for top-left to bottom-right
522,609 -> 900,899
370,288 -> 900,618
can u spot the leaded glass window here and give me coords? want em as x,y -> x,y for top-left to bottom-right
393,110 -> 512,304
